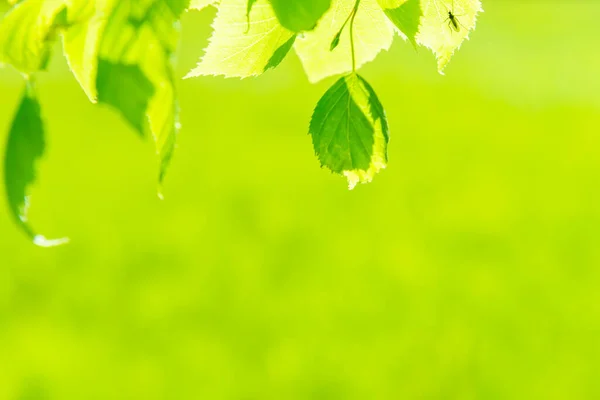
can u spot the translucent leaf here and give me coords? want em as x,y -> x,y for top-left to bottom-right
61,0 -> 104,102
294,0 -> 394,83
0,0 -> 184,185
4,82 -> 68,247
309,73 -> 389,189
185,0 -> 295,78
380,0 -> 483,72
0,0 -> 68,74
94,0 -> 182,184
419,0 -> 482,72
377,0 -> 420,47
189,0 -> 215,10
268,0 -> 330,32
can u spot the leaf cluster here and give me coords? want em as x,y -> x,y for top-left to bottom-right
0,0 -> 482,244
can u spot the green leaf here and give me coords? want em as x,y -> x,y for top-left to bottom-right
309,73 -> 389,189
0,0 -> 103,99
185,0 -> 295,78
377,0 -> 421,47
294,0 -> 395,83
380,0 -> 483,72
0,0 -> 67,74
61,0 -> 104,102
4,82 -> 68,247
329,27 -> 342,51
166,0 -> 192,15
96,60 -> 154,135
268,0 -> 330,32
93,0 -> 182,184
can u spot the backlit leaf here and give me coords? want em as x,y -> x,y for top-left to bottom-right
379,0 -> 483,72
95,0 -> 183,184
418,0 -> 482,72
185,0 -> 295,78
0,0 -> 67,74
294,0 -> 394,83
377,0 -> 421,47
189,0 -> 215,10
61,0 -> 103,101
309,73 -> 389,189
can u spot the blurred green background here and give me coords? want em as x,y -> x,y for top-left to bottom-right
1,1 -> 600,399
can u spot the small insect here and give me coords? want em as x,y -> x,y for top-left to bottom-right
447,10 -> 460,32
443,0 -> 465,33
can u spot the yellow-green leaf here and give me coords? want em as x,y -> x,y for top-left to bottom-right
185,0 -> 295,78
61,0 -> 104,102
189,0 -> 216,10
95,0 -> 182,184
294,0 -> 394,83
419,0 -> 482,72
0,0 -> 67,74
380,0 -> 483,72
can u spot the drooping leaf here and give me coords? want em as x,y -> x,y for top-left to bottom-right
0,0 -> 67,74
185,0 -> 295,78
294,0 -> 395,83
96,60 -> 154,135
4,82 -> 68,247
0,0 -> 102,98
309,73 -> 389,189
380,0 -> 482,72
61,0 -> 184,183
377,0 -> 421,47
61,0 -> 104,102
92,0 -> 183,184
268,0 -> 330,32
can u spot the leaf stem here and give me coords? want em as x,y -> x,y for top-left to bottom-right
349,0 -> 361,73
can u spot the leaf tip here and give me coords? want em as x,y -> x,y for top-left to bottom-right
157,184 -> 165,201
343,160 -> 387,190
182,69 -> 198,80
33,235 -> 70,248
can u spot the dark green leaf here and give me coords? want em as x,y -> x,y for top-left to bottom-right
379,0 -> 421,47
264,34 -> 296,72
329,28 -> 342,51
96,60 -> 155,136
309,73 -> 389,189
4,82 -> 68,246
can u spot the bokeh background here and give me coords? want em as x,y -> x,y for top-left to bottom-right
2,1 -> 600,398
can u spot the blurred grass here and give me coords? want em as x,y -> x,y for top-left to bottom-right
1,1 -> 600,399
